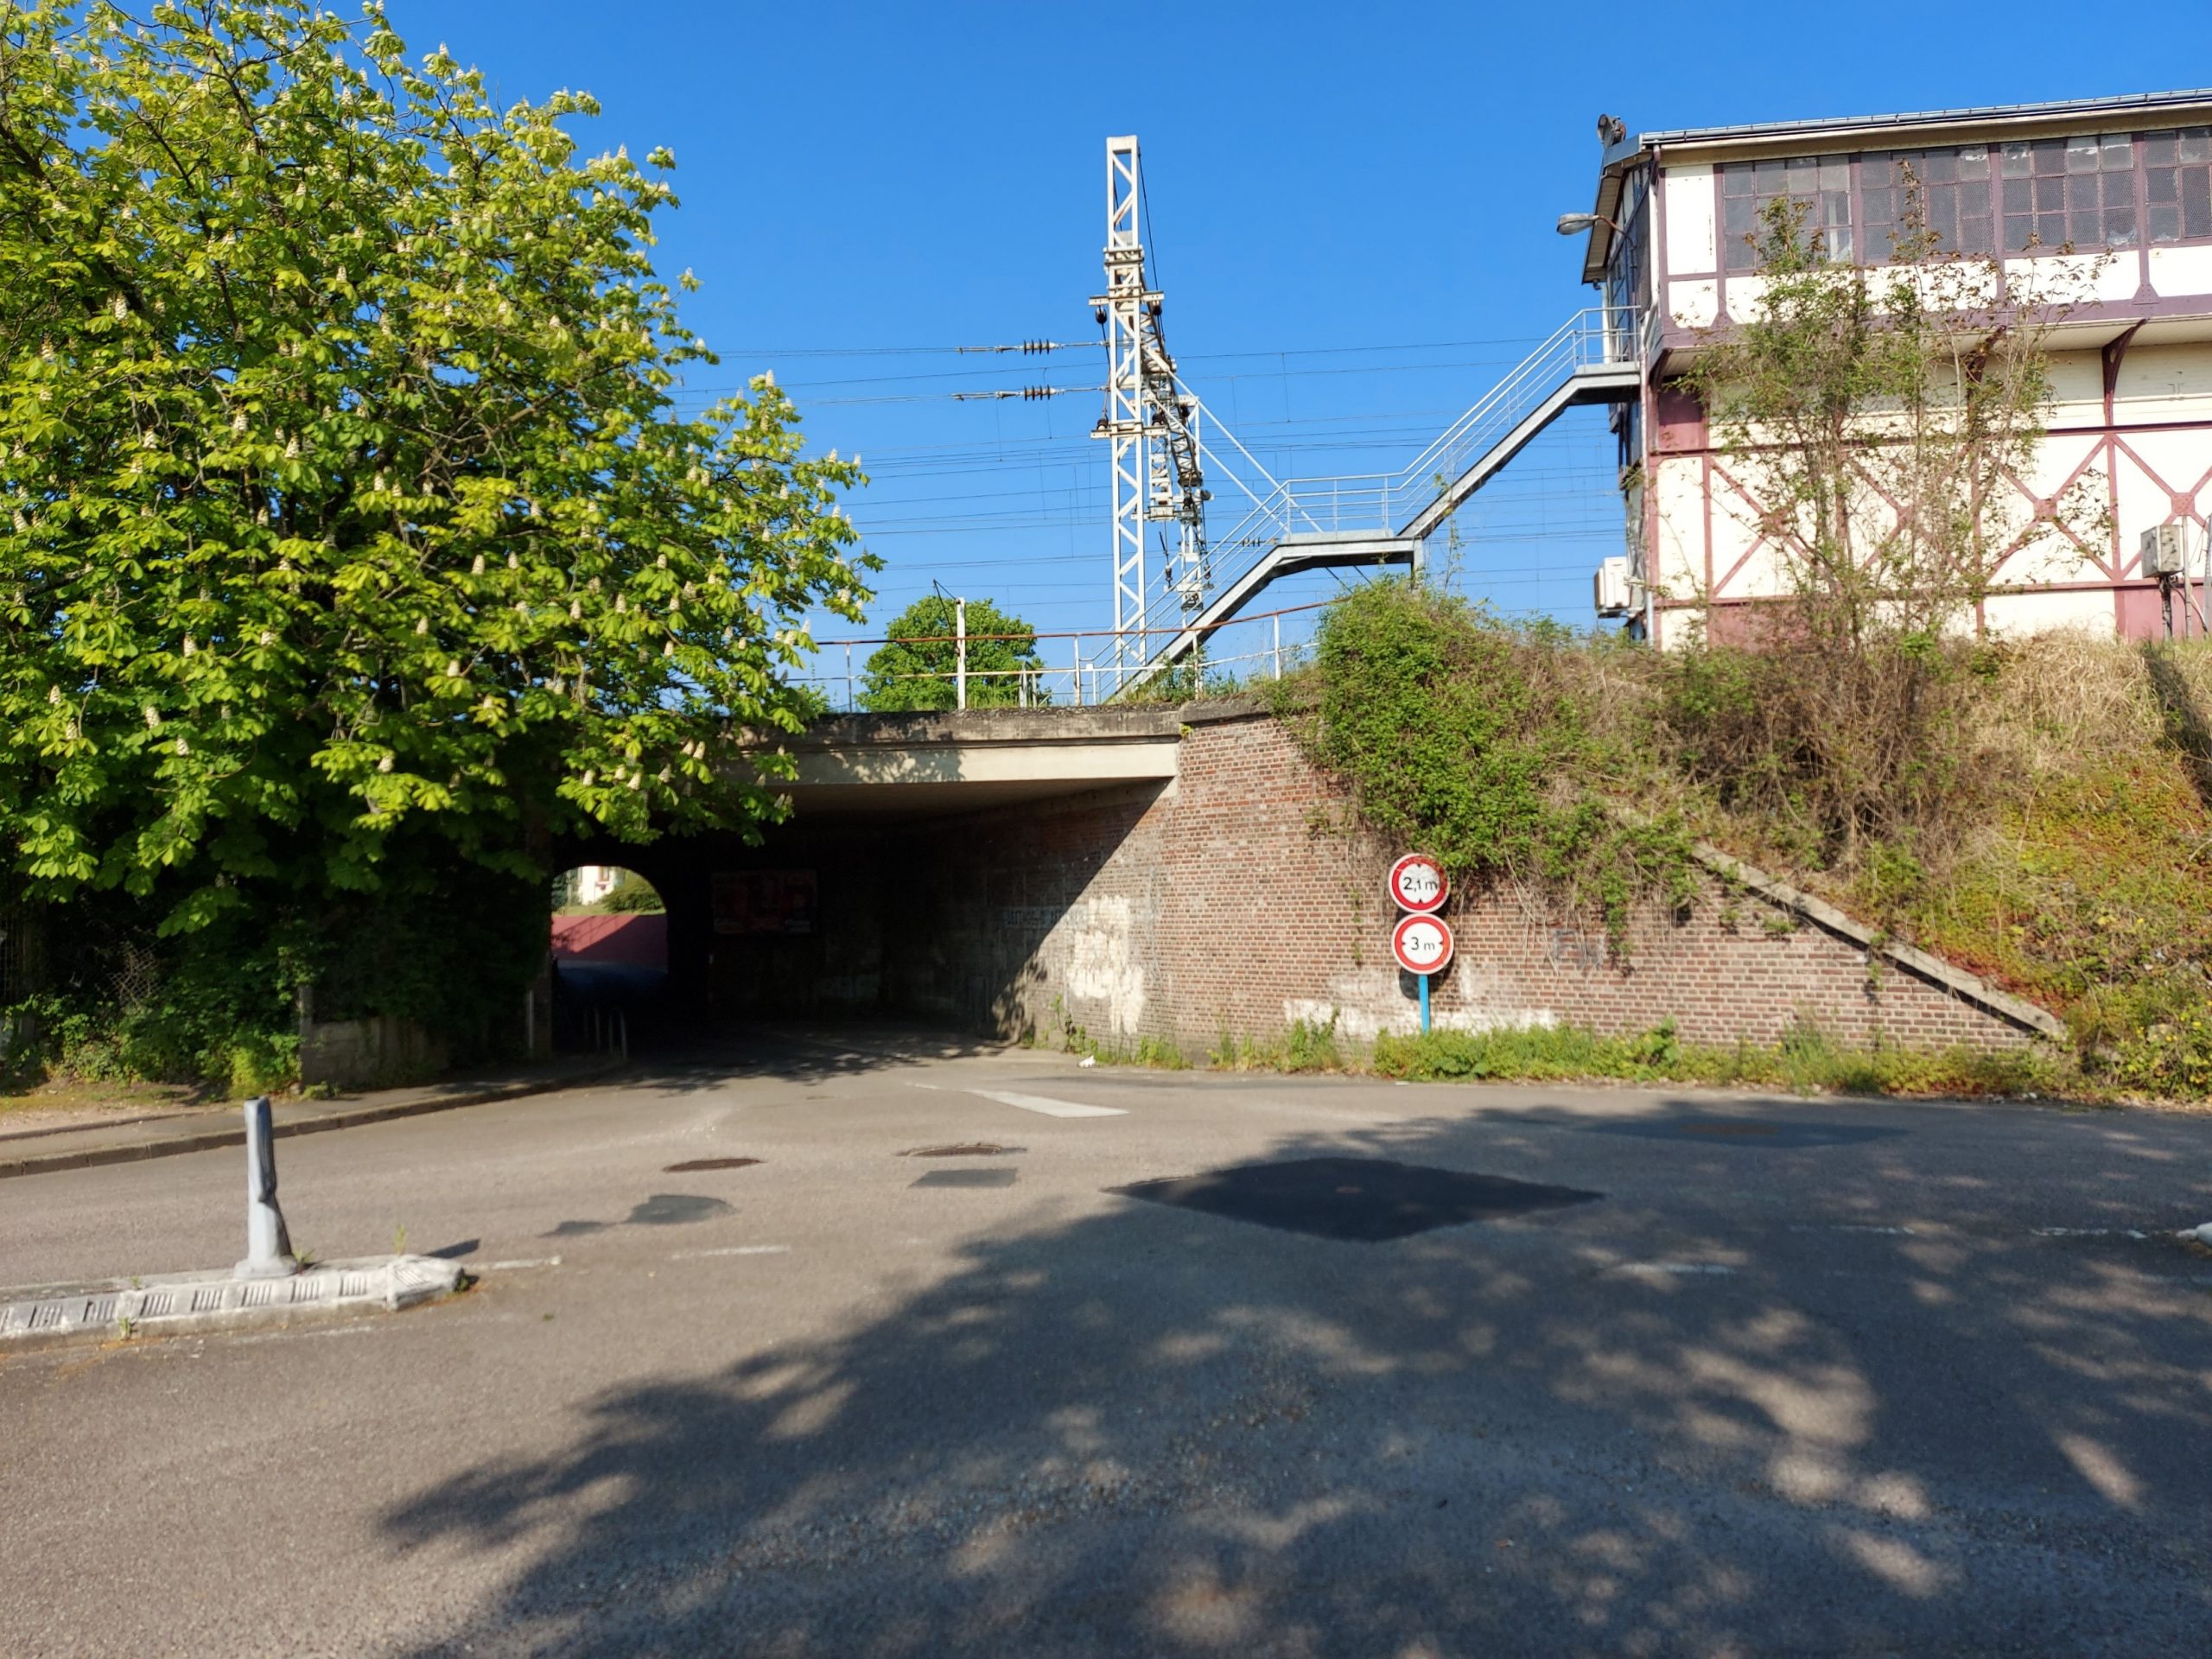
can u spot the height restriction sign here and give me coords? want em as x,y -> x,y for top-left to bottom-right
1387,853 -> 1448,914
1391,912 -> 1455,976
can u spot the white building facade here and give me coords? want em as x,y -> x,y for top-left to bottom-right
1578,92 -> 2212,644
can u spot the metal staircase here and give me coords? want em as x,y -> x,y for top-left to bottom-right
1115,307 -> 1642,690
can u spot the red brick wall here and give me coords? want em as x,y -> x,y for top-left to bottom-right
889,710 -> 2039,1056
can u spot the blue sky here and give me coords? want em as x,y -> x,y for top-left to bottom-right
396,0 -> 2209,683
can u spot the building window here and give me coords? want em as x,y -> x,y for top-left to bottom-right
2145,129 -> 2212,245
1999,133 -> 2134,253
1721,156 -> 1852,271
1862,145 -> 1994,258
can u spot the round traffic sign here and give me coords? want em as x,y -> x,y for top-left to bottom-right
1387,853 -> 1449,914
1391,912 -> 1454,976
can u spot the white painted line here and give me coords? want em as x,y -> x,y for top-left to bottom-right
906,1083 -> 942,1091
974,1089 -> 1128,1119
669,1245 -> 791,1261
475,1255 -> 563,1272
1618,1262 -> 1737,1276
2032,1227 -> 2150,1240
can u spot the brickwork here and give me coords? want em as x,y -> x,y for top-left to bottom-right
873,709 -> 2043,1056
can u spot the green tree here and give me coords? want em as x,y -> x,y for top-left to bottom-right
860,595 -> 1045,711
0,0 -> 876,939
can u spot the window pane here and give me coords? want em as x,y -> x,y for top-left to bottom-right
2186,171 -> 2212,238
1960,216 -> 1994,255
2040,210 -> 2067,245
1786,156 -> 1816,193
1862,185 -> 1896,223
1726,234 -> 1760,271
2104,171 -> 2136,208
1824,228 -> 1854,263
1819,157 -> 1849,191
2005,214 -> 2033,252
1923,149 -> 1957,185
1724,194 -> 1756,234
1755,157 -> 1788,192
2035,175 -> 2064,211
2181,129 -> 2212,165
2150,201 -> 2183,244
2101,132 -> 2133,169
2149,166 -> 2179,203
2004,177 -> 2032,213
1822,188 -> 1849,226
1960,180 -> 1990,217
2033,139 -> 2066,175
2069,207 -> 2099,245
2106,204 -> 2138,247
1958,144 -> 1989,180
1723,164 -> 1754,197
2145,131 -> 2178,167
2064,135 -> 2101,173
2001,141 -> 2032,177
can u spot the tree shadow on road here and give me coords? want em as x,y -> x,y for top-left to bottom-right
381,1103 -> 2212,1656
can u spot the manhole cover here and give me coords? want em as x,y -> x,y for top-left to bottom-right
1113,1156 -> 1601,1243
912,1167 -> 1019,1189
664,1157 -> 763,1173
1592,1118 -> 1897,1150
900,1143 -> 1020,1159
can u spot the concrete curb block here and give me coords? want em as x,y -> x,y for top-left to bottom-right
0,1060 -> 627,1182
0,1254 -> 467,1351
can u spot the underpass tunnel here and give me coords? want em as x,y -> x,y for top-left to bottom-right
564,708 -> 1186,1050
546,861 -> 671,1056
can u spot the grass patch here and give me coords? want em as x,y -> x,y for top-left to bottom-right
1369,1019 -> 2073,1099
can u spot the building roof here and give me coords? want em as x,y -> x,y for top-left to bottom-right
1580,88 -> 2212,283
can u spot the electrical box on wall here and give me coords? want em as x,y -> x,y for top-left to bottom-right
1594,556 -> 1633,617
2141,523 -> 2188,577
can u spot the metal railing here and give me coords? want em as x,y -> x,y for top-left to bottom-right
792,600 -> 1330,712
1113,307 -> 1643,661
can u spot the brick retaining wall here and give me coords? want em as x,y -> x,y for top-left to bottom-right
882,708 -> 2044,1055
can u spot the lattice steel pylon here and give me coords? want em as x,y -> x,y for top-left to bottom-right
1090,136 -> 1207,684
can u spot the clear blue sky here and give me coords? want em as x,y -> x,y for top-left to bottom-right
395,0 -> 2208,682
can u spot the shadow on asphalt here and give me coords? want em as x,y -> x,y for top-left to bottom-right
378,1103 -> 2212,1655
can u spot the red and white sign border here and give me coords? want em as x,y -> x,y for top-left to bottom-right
1391,911 -> 1454,976
1387,852 -> 1449,915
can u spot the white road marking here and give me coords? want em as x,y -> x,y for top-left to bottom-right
974,1089 -> 1128,1119
906,1083 -> 941,1091
1618,1262 -> 1737,1276
476,1255 -> 563,1272
2033,1227 -> 2150,1239
669,1245 -> 791,1260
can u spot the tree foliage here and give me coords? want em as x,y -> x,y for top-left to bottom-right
0,0 -> 876,936
860,594 -> 1043,711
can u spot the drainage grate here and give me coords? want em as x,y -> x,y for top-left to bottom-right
912,1167 -> 1019,1190
664,1157 -> 763,1173
1113,1156 -> 1602,1243
1591,1118 -> 1897,1150
900,1143 -> 1020,1159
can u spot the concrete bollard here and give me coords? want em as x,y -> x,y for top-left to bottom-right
233,1095 -> 299,1281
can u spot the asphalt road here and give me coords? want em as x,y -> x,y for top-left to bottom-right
3,1031 -> 2209,1657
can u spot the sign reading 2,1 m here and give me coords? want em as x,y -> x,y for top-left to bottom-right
1387,853 -> 1449,914
1392,912 -> 1454,976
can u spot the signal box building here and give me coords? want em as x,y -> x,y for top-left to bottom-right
1576,91 -> 2212,643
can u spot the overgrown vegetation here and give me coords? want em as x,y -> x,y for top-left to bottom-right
1281,582 -> 1694,945
1370,1019 -> 2064,1098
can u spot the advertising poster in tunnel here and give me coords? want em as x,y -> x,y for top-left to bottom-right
712,870 -> 818,936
